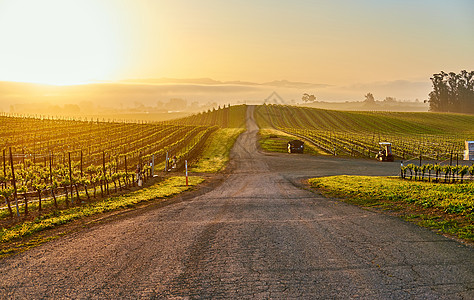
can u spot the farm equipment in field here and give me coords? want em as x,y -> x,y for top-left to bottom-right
464,141 -> 474,161
288,140 -> 304,153
376,142 -> 394,162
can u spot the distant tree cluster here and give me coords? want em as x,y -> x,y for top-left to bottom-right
364,93 -> 375,103
302,93 -> 316,102
428,70 -> 474,113
383,97 -> 397,103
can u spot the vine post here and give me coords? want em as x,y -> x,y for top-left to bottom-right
80,150 -> 83,178
102,151 -> 107,194
68,152 -> 74,204
124,155 -> 128,186
9,147 -> 19,218
3,148 -> 6,176
49,151 -> 53,184
151,154 -> 155,177
185,160 -> 188,186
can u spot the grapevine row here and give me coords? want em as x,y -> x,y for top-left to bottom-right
256,104 -> 474,161
0,114 -> 218,218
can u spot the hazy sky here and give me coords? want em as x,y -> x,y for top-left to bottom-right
0,0 -> 472,87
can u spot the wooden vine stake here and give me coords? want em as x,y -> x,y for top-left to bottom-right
124,155 -> 128,187
3,149 -> 6,177
185,160 -> 188,186
49,151 -> 58,208
102,151 -> 108,194
80,150 -> 83,178
49,151 -> 53,184
8,147 -> 19,217
69,152 -> 73,204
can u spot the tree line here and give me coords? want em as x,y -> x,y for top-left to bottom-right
428,70 -> 474,113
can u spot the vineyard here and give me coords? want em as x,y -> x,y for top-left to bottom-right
401,163 -> 474,183
168,104 -> 247,128
0,105 -> 247,219
256,105 -> 474,162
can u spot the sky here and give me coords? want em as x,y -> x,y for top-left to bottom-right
0,0 -> 473,105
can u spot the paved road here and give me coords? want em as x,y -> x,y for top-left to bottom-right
1,106 -> 473,299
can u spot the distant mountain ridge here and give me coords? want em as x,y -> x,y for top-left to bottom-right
262,80 -> 330,89
120,78 -> 329,89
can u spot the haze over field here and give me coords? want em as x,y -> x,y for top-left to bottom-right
0,0 -> 472,114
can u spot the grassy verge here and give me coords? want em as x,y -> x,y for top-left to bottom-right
0,176 -> 203,248
308,175 -> 474,242
258,129 -> 323,155
190,128 -> 245,173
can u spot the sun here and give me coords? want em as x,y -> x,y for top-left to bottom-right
0,0 -> 121,85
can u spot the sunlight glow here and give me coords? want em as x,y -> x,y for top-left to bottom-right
0,0 -> 471,89
0,0 -> 122,85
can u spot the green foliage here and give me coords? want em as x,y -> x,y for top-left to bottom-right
403,163 -> 473,183
256,104 -> 474,134
428,70 -> 474,113
258,130 -> 292,153
258,129 -> 322,155
459,166 -> 469,182
0,115 -> 217,214
0,176 -> 204,244
227,105 -> 247,128
169,104 -> 247,128
190,128 -> 244,173
310,175 -> 474,214
309,175 -> 474,241
255,104 -> 473,159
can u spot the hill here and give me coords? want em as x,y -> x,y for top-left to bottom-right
255,104 -> 474,160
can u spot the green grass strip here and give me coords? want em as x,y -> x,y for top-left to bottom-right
190,128 -> 244,173
0,176 -> 203,244
309,175 -> 474,241
258,129 -> 324,155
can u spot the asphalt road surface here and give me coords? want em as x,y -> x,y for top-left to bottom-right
1,106 -> 473,299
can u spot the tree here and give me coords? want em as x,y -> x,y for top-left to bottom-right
428,70 -> 474,113
364,93 -> 375,103
302,93 -> 316,102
